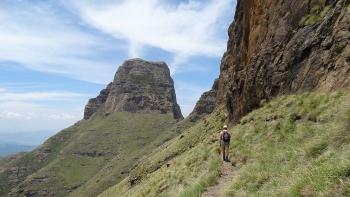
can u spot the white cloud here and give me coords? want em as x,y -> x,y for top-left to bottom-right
0,88 -> 85,133
0,1 -> 120,84
0,111 -> 23,119
0,101 -> 82,133
0,0 -> 233,80
0,88 -> 87,102
48,113 -> 77,120
69,0 -> 233,73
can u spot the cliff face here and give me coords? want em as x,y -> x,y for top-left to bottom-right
217,0 -> 350,122
84,58 -> 183,120
188,79 -> 218,122
84,83 -> 112,119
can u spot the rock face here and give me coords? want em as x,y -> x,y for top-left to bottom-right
84,83 -> 112,119
217,0 -> 350,122
84,58 -> 183,120
188,79 -> 218,122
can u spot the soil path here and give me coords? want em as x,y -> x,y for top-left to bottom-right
202,160 -> 235,197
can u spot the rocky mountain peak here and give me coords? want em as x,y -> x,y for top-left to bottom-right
84,58 -> 183,120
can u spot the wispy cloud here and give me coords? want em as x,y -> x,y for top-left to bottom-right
0,101 -> 82,133
0,87 -> 86,133
0,88 -> 87,102
68,0 -> 233,73
0,0 -> 233,80
0,0 -> 122,84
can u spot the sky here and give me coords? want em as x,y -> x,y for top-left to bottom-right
0,0 -> 236,144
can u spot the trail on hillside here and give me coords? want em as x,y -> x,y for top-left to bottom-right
202,161 -> 235,197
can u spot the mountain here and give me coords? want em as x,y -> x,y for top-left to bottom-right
216,0 -> 350,122
84,58 -> 183,120
0,144 -> 35,157
1,0 -> 349,196
100,92 -> 350,196
96,0 -> 350,196
0,59 -> 186,197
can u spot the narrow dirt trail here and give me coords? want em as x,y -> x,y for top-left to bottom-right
202,161 -> 235,197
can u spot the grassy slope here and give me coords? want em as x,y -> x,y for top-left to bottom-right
99,109 -> 227,197
225,92 -> 350,196
10,110 -> 179,197
99,91 -> 350,197
69,114 -> 194,197
0,123 -> 79,196
0,106 -> 194,197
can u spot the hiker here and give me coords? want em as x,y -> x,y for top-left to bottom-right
220,125 -> 231,162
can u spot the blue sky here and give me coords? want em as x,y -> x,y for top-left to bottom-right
0,0 -> 236,143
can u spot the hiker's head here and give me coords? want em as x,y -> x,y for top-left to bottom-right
223,125 -> 228,130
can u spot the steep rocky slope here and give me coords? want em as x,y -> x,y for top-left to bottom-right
0,59 -> 184,197
84,58 -> 183,120
217,0 -> 350,122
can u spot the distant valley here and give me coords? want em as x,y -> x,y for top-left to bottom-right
0,131 -> 57,157
0,130 -> 57,146
0,143 -> 35,157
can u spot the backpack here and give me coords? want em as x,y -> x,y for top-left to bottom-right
222,131 -> 230,142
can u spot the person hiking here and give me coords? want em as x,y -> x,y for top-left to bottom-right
220,125 -> 231,162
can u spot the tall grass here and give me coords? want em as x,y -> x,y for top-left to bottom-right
225,92 -> 350,196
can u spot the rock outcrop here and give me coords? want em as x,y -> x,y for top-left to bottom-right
84,58 -> 183,120
84,83 -> 112,119
188,79 -> 218,122
217,0 -> 350,123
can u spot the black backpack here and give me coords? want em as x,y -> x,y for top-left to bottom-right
222,131 -> 230,142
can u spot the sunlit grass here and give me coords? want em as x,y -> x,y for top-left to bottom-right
225,92 -> 350,196
99,92 -> 350,197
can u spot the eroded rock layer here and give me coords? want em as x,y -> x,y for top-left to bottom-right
217,0 -> 350,122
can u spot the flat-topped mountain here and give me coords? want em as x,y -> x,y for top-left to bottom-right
84,58 -> 183,120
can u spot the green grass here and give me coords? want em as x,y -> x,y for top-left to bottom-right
69,111 -> 195,197
224,92 -> 350,196
99,92 -> 350,197
98,109 -> 226,197
0,109 -> 181,197
3,92 -> 349,197
0,124 -> 79,196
